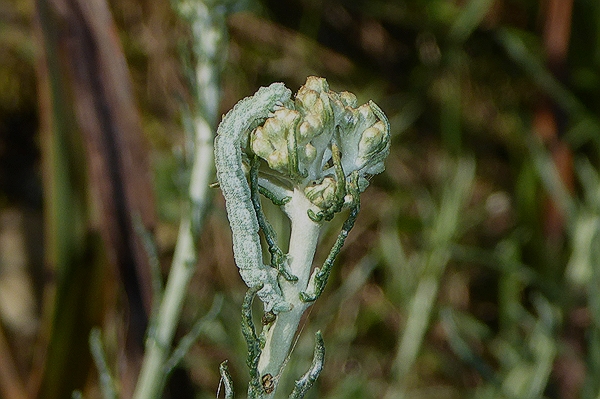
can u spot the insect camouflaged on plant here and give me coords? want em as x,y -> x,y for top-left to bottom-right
215,77 -> 390,398
214,83 -> 293,314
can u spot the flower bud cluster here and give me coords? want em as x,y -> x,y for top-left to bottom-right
250,76 -> 390,214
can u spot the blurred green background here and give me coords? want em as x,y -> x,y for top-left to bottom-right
1,0 -> 600,398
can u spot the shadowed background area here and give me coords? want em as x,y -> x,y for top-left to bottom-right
1,0 -> 600,398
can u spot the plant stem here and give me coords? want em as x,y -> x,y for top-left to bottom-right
257,189 -> 322,396
133,1 -> 225,397
133,142 -> 213,398
133,218 -> 198,399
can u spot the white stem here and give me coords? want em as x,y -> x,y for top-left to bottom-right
133,218 -> 197,399
133,115 -> 215,399
133,2 -> 220,395
257,189 -> 322,397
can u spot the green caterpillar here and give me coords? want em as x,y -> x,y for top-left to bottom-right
214,83 -> 292,313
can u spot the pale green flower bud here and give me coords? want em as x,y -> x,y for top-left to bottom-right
298,114 -> 322,142
251,108 -> 301,175
302,76 -> 330,93
357,120 -> 389,173
335,102 -> 390,189
338,91 -> 357,108
304,176 -> 337,209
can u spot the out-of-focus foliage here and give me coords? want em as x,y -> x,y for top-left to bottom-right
2,0 -> 600,398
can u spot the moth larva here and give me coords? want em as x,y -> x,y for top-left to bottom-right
214,83 -> 292,313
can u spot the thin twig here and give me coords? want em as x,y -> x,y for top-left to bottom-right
242,286 -> 264,398
289,331 -> 325,399
218,361 -> 235,399
164,294 -> 224,375
133,213 -> 164,324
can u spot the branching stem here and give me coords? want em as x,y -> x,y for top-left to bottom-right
256,189 -> 322,397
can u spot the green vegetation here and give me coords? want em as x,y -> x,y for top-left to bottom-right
1,0 -> 599,398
